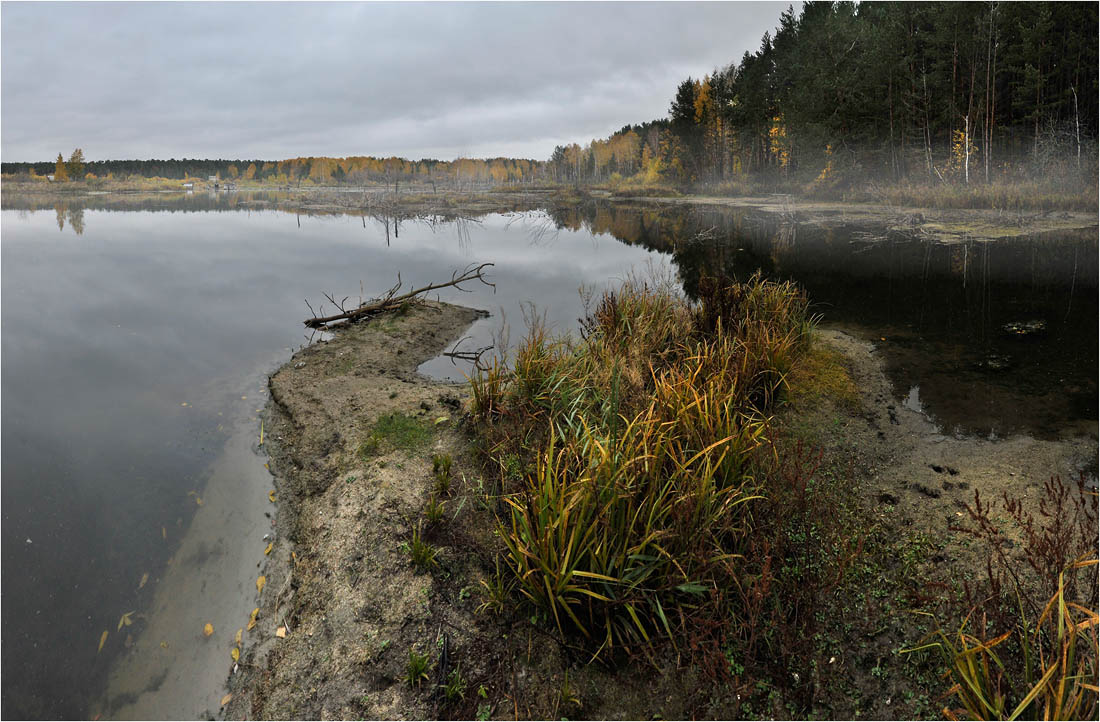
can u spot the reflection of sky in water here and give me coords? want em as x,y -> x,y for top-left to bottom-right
904,385 -> 924,414
0,206 -> 671,718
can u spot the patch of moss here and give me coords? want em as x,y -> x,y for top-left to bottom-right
786,342 -> 860,411
359,412 -> 433,458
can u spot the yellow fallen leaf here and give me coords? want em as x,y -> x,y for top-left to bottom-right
160,641 -> 169,649
291,552 -> 298,566
118,611 -> 134,631
194,496 -> 203,506
241,396 -> 247,400
203,623 -> 214,637
263,462 -> 269,470
433,416 -> 450,425
98,630 -> 108,654
162,527 -> 167,540
275,626 -> 286,638
247,606 -> 260,631
139,572 -> 149,589
220,693 -> 233,707
256,575 -> 266,595
264,543 -> 273,556
235,628 -> 243,645
268,490 -> 276,503
230,647 -> 240,662
259,420 -> 264,446
181,402 -> 188,407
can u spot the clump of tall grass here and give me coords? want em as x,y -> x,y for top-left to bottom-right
911,559 -> 1098,721
907,475 -> 1099,720
468,273 -> 816,656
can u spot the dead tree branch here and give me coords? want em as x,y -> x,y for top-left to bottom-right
304,262 -> 495,329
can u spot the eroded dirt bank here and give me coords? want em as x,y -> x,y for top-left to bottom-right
222,302 -> 1095,721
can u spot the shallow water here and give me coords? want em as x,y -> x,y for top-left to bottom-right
1,192 -> 1095,718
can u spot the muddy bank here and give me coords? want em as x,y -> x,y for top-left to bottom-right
221,294 -> 1095,720
809,328 -> 1095,539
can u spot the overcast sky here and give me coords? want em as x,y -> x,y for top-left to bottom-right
2,1 -> 789,162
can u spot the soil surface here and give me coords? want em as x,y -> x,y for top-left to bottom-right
219,297 -> 1096,720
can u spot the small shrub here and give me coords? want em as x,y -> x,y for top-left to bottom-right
406,523 -> 437,571
404,648 -> 433,688
423,494 -> 445,524
432,453 -> 453,494
442,665 -> 467,701
477,558 -> 512,616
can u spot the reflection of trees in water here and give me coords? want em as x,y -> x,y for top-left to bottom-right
68,207 -> 84,235
51,202 -> 85,235
547,199 -> 1097,436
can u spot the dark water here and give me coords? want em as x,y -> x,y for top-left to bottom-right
548,201 -> 1098,439
1,193 -> 1095,718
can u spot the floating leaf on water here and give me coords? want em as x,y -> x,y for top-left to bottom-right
264,543 -> 273,556
268,490 -> 276,503
230,647 -> 240,662
235,628 -> 243,645
275,626 -> 286,638
256,575 -> 266,595
220,693 -> 233,707
138,572 -> 149,589
97,630 -> 108,654
203,623 -> 214,637
118,611 -> 134,631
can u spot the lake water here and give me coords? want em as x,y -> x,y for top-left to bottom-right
1,192 -> 1096,718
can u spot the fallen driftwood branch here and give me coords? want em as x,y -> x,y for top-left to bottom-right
441,335 -> 494,370
303,262 -> 495,329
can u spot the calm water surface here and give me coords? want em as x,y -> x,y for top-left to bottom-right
1,193 -> 1095,718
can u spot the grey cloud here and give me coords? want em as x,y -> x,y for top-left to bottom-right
2,1 -> 790,161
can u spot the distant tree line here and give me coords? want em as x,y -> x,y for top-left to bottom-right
550,1 -> 1098,187
1,155 -> 543,188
